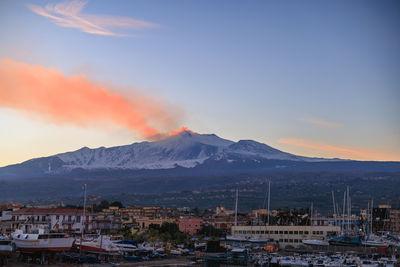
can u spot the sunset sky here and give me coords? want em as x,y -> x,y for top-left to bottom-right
0,0 -> 399,166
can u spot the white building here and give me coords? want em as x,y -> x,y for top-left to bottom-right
8,208 -> 96,234
231,225 -> 340,248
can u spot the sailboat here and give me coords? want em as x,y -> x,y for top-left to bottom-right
328,187 -> 362,247
302,203 -> 329,246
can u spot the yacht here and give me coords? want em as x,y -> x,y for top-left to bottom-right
12,229 -> 74,253
302,239 -> 329,246
75,235 -> 120,254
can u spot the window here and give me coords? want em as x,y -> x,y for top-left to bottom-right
294,239 -> 299,243
284,239 -> 288,242
42,216 -> 46,222
274,231 -> 278,234
289,239 -> 293,243
289,231 -> 293,234
77,216 -> 81,222
261,231 -> 265,234
284,231 -> 288,234
256,231 -> 260,234
304,231 -> 309,234
279,231 -> 283,234
294,231 -> 298,234
56,215 -> 59,220
299,231 -> 303,235
279,239 -> 283,242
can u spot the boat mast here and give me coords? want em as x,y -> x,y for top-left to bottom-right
346,186 -> 350,231
331,190 -> 336,226
267,180 -> 271,226
342,191 -> 346,234
80,184 -> 87,257
370,199 -> 374,234
234,188 -> 238,227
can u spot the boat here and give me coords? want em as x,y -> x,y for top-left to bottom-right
362,239 -> 389,247
302,239 -> 329,246
75,235 -> 120,254
0,238 -> 13,256
328,236 -> 362,246
113,240 -> 138,253
226,235 -> 247,242
249,237 -> 270,243
12,228 -> 74,253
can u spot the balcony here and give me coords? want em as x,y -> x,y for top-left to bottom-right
62,220 -> 76,224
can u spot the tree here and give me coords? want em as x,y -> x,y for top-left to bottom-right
93,200 -> 110,212
198,224 -> 225,238
110,201 -> 124,208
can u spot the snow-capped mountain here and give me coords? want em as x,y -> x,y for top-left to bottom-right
3,130 -> 328,174
1,130 -> 400,181
56,131 -> 235,169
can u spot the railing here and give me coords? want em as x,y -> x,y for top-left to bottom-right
62,219 -> 76,224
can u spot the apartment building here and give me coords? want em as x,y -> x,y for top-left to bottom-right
231,225 -> 340,248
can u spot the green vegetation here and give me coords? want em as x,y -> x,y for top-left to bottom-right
119,222 -> 188,244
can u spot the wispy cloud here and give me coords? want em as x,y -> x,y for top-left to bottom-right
278,138 -> 399,161
298,116 -> 343,128
27,0 -> 160,36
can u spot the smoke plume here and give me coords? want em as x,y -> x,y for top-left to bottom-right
0,59 -> 180,139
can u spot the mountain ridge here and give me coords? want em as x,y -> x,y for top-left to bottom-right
0,130 -> 399,180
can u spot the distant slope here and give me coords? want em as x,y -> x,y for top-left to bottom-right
0,130 -> 399,180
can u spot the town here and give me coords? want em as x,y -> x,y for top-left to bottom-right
0,197 -> 399,266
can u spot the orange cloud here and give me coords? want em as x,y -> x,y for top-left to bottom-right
169,126 -> 195,136
0,59 -> 180,139
298,116 -> 342,128
278,138 -> 400,161
28,0 -> 159,37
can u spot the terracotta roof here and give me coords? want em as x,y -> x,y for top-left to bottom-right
11,208 -> 94,215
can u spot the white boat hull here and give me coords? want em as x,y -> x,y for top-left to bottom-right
13,238 -> 75,253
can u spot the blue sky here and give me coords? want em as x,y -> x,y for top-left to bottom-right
0,0 -> 399,166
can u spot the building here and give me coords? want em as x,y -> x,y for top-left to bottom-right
178,217 -> 203,236
373,205 -> 392,232
216,206 -> 234,216
231,225 -> 340,248
8,208 -> 96,234
389,209 -> 400,233
0,208 -> 16,234
135,217 -> 176,230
